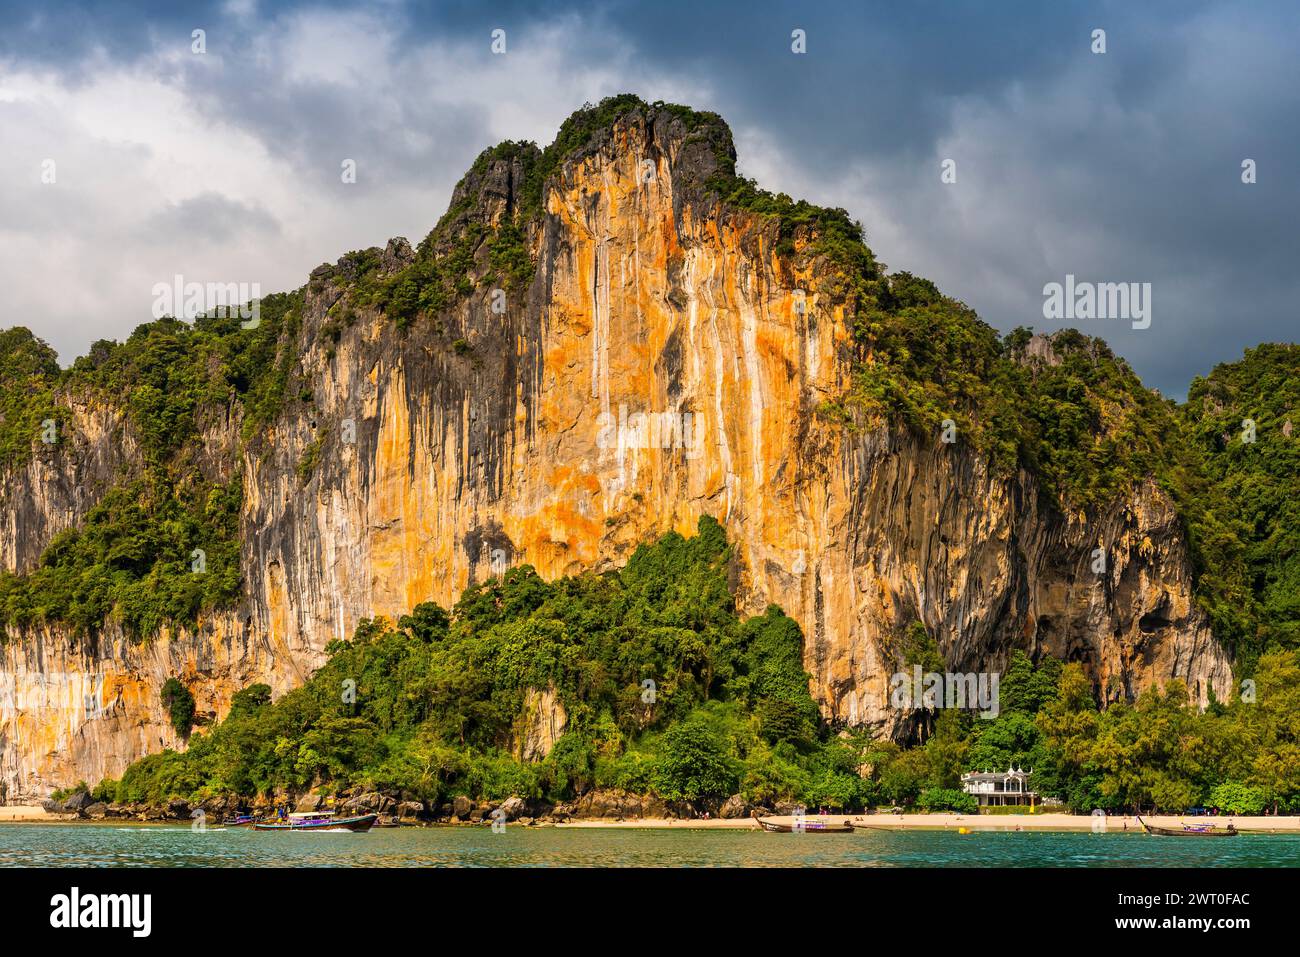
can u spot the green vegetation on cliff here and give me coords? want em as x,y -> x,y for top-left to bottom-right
160,678 -> 196,739
0,294 -> 303,639
98,520 -> 1300,815
1182,344 -> 1300,667
101,519 -> 869,809
0,477 -> 242,637
0,328 -> 62,471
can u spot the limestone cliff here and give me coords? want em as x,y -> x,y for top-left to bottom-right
0,100 -> 1232,800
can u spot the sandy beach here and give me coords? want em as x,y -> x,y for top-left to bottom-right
556,813 -> 1300,833
0,806 -> 75,822
3,805 -> 1294,833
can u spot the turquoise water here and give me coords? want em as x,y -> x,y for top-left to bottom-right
1,824 -> 1298,867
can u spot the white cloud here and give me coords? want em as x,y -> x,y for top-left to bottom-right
0,12 -> 709,364
6,1 -> 1291,400
275,10 -> 396,87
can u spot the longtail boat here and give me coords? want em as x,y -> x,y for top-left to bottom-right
222,814 -> 256,827
253,811 -> 378,832
751,811 -> 854,833
1137,816 -> 1238,838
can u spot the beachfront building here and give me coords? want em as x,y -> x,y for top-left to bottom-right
961,768 -> 1037,808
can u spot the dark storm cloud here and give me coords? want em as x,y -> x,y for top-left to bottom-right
0,0 -> 1294,395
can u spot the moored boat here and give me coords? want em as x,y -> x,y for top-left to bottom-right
223,814 -> 255,827
1136,816 -> 1238,837
253,811 -> 378,832
751,811 -> 854,833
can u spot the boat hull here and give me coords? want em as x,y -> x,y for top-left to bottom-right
752,812 -> 854,833
253,814 -> 378,832
1137,816 -> 1239,837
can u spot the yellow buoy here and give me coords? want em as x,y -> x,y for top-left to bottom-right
958,826 -> 970,834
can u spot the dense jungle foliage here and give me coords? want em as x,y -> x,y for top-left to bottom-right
93,520 -> 1300,815
99,519 -> 860,809
0,294 -> 303,638
1181,344 -> 1300,670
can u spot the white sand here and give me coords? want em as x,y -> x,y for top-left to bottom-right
0,805 -> 74,822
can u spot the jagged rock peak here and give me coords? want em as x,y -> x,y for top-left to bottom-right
428,95 -> 738,241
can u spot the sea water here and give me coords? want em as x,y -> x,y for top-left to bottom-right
0,825 -> 1298,868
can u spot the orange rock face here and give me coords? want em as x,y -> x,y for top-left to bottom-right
0,110 -> 1231,798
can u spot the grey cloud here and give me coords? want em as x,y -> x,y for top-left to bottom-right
141,191 -> 282,244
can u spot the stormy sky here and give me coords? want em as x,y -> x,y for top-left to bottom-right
1,0 -> 1295,397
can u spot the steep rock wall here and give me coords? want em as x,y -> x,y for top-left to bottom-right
0,111 -> 1232,798
0,398 -> 136,575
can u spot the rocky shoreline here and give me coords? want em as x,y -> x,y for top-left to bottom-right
21,791 -> 1300,834
19,798 -> 1300,835
40,787 -> 777,826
